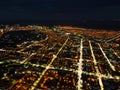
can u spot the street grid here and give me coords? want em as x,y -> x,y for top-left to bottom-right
0,27 -> 120,90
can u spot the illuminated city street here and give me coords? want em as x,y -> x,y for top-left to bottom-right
0,25 -> 120,90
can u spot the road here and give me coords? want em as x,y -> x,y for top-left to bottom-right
106,33 -> 120,43
29,37 -> 69,90
77,39 -> 83,90
89,41 -> 104,90
98,43 -> 115,71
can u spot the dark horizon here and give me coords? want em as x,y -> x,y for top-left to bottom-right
0,0 -> 120,30
1,19 -> 120,31
0,0 -> 120,23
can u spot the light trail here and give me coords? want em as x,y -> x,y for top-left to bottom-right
29,37 -> 69,90
89,41 -> 104,90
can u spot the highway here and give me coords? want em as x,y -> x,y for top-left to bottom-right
77,39 -> 83,90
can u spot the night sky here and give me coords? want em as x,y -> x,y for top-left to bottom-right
0,0 -> 120,23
